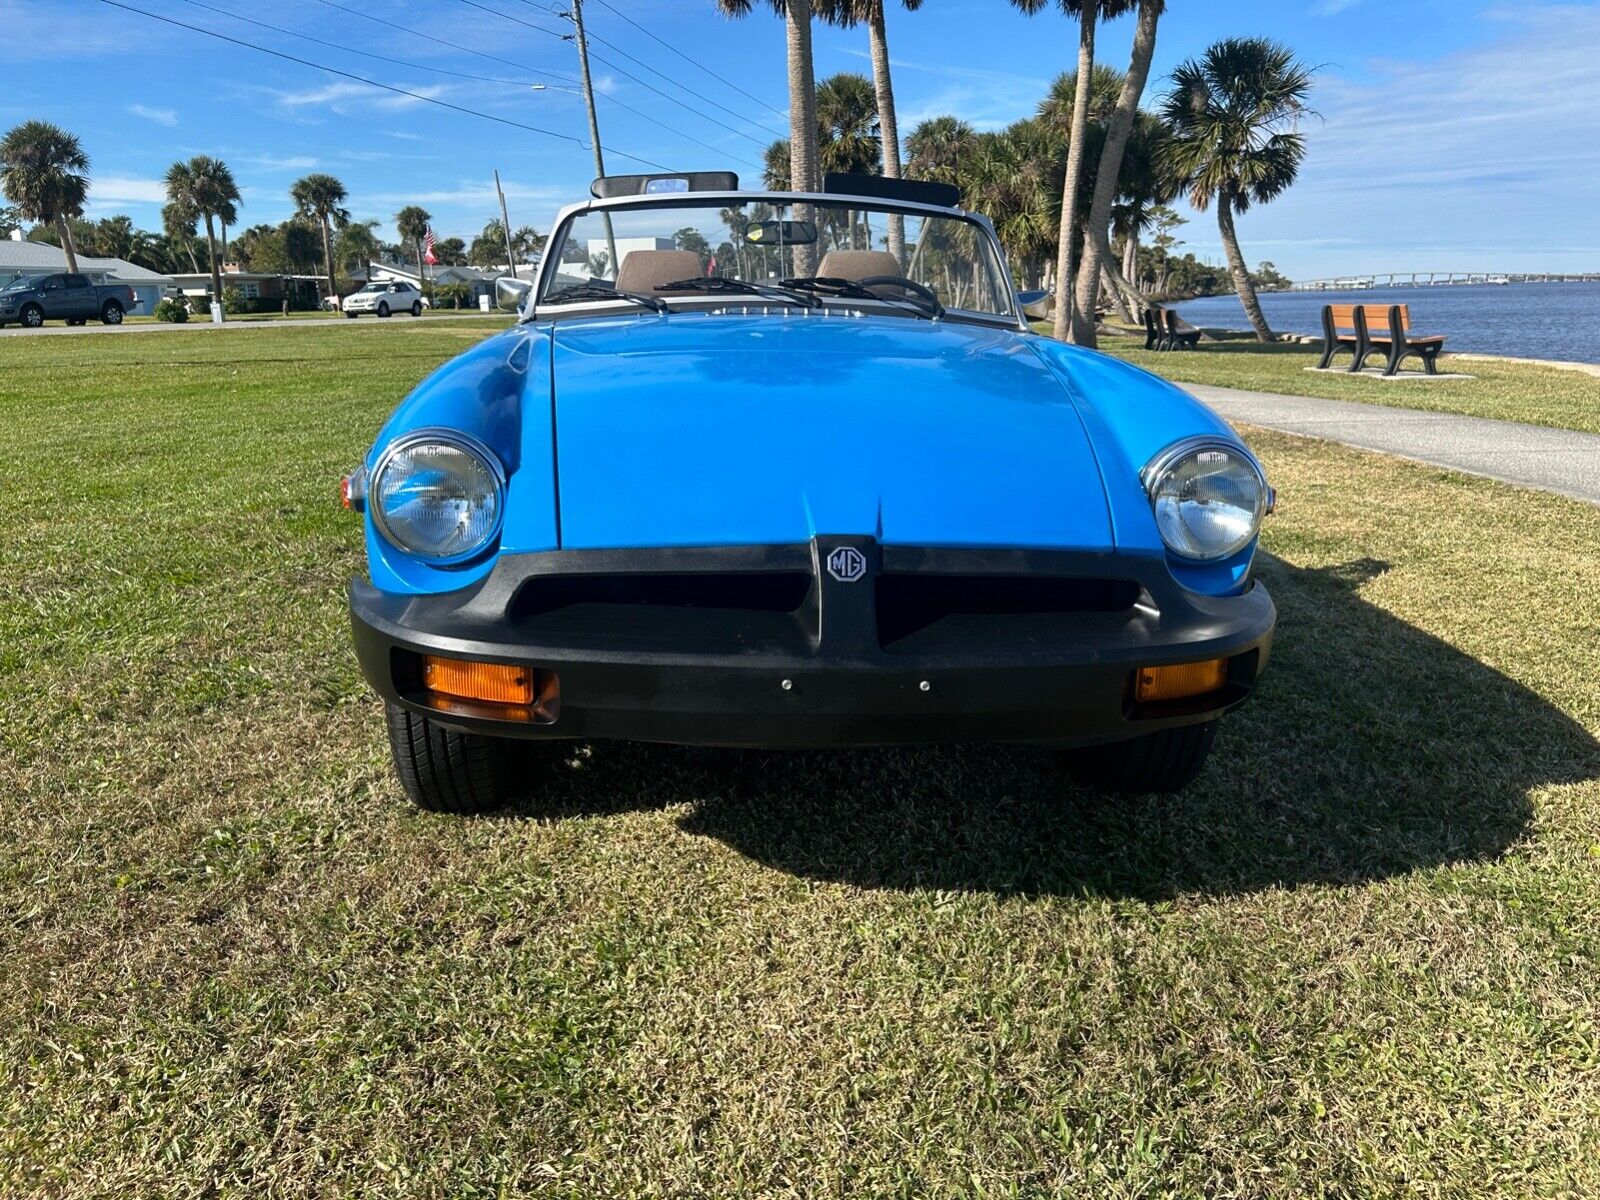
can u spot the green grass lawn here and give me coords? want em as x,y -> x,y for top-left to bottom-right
4,325 -> 1599,1196
1084,329 -> 1600,435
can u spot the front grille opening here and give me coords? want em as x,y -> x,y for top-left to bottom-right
876,573 -> 1142,648
513,571 -> 813,618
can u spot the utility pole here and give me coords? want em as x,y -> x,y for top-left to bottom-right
564,0 -> 618,277
494,169 -> 518,280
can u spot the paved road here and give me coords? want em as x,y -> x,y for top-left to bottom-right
1190,382 -> 1600,506
0,313 -> 511,336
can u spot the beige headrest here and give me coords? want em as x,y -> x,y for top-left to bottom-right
614,250 -> 704,294
816,250 -> 902,281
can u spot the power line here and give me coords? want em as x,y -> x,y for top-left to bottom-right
309,0 -> 581,86
96,0 -> 677,171
456,0 -> 784,149
583,0 -> 790,129
177,0 -> 752,168
174,0 -> 545,89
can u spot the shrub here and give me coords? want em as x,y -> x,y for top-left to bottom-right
187,294 -> 211,316
153,297 -> 190,323
221,286 -> 249,315
434,282 -> 471,309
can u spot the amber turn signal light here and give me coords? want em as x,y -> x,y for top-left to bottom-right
423,656 -> 534,705
1134,657 -> 1227,703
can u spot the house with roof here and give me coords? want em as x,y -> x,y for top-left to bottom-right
359,261 -> 511,304
0,232 -> 174,316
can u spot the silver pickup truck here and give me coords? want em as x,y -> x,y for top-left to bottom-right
0,272 -> 138,329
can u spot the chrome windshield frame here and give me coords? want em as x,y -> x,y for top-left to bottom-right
528,189 -> 1027,330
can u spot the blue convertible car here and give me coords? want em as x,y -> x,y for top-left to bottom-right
344,172 -> 1274,812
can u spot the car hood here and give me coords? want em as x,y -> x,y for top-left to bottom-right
544,313 -> 1113,551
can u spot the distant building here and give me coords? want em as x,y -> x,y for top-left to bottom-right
0,239 -> 174,316
358,262 -> 507,304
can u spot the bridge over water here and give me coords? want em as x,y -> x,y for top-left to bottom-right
1289,272 -> 1600,291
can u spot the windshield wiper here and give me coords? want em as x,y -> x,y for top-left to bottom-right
655,276 -> 821,308
543,283 -> 667,313
780,274 -> 945,321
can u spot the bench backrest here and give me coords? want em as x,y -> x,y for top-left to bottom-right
1362,304 -> 1411,335
1326,303 -> 1361,330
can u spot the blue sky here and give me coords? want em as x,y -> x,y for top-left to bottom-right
7,0 -> 1598,278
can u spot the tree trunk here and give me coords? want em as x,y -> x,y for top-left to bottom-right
320,215 -> 336,300
1122,229 -> 1138,285
220,221 -> 229,271
204,211 -> 222,307
1070,0 -> 1160,347
1050,4 -> 1096,341
867,1 -> 906,264
55,214 -> 80,274
786,0 -> 820,276
1218,190 -> 1273,342
1101,261 -> 1134,323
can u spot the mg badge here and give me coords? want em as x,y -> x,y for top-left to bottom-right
826,546 -> 867,583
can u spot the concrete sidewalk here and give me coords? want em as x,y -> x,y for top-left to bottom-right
1188,383 -> 1600,506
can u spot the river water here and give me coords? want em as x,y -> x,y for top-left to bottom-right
1173,281 -> 1600,365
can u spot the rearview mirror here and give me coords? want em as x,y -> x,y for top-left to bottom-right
496,275 -> 533,311
744,219 -> 818,247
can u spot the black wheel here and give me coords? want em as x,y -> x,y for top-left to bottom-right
345,311 -> 358,318
20,304 -> 43,328
1073,721 -> 1218,794
377,301 -> 391,318
384,702 -> 547,814
100,300 -> 124,325
410,300 -> 422,317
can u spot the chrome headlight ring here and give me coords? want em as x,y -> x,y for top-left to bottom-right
1141,436 -> 1271,562
369,428 -> 507,566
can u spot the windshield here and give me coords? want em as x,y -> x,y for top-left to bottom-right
2,275 -> 41,292
539,197 -> 1016,321
360,282 -> 387,293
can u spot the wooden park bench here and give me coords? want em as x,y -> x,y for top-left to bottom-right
1318,303 -> 1448,375
1143,305 -> 1202,351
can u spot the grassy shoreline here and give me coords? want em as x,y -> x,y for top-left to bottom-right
4,325 -> 1598,1195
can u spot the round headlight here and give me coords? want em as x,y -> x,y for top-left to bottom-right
371,432 -> 505,563
1143,438 -> 1267,561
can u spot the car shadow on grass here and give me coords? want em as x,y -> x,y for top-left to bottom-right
512,555 -> 1598,900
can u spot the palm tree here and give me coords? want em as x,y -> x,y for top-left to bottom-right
162,200 -> 202,273
1071,0 -> 1163,346
395,205 -> 432,290
510,226 -> 544,262
815,73 -> 881,177
812,0 -> 921,259
1162,37 -> 1313,342
165,156 -> 241,306
905,115 -> 977,186
291,173 -> 350,299
0,121 -> 90,272
1011,0 -> 1136,341
715,0 -> 821,271
336,219 -> 381,281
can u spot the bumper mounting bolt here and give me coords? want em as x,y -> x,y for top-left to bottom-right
781,678 -> 793,691
919,680 -> 932,692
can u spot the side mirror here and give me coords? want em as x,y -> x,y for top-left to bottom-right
496,276 -> 533,311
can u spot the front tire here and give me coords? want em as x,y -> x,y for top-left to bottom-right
410,300 -> 422,317
1073,721 -> 1218,794
20,304 -> 43,329
101,300 -> 124,325
345,311 -> 357,318
377,301 -> 391,318
384,702 -> 529,813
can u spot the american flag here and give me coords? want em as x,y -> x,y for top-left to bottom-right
423,227 -> 438,266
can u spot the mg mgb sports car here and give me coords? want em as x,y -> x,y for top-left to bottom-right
343,171 -> 1275,813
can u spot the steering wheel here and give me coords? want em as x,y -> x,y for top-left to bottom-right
858,274 -> 944,315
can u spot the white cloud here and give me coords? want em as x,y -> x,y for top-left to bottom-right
88,176 -> 168,205
128,103 -> 178,127
271,81 -> 453,113
1312,0 -> 1362,14
244,154 -> 320,171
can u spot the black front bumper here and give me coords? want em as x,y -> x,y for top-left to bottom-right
350,538 -> 1274,747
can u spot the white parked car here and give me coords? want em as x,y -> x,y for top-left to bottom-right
342,281 -> 425,318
